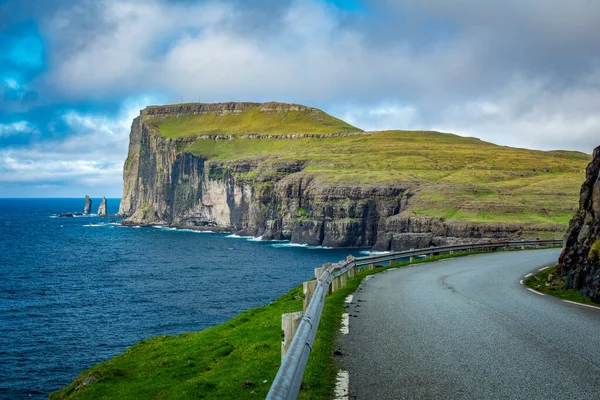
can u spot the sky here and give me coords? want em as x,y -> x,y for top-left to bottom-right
1,0 -> 599,197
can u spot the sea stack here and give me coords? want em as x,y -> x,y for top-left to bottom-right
98,197 -> 107,216
84,195 -> 92,214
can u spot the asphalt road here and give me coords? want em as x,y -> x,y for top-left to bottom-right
337,249 -> 600,399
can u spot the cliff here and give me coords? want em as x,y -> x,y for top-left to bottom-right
558,145 -> 600,302
119,102 -> 589,250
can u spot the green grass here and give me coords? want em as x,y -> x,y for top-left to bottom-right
185,130 -> 589,227
49,278 -> 359,400
149,106 -> 362,137
525,265 -> 597,305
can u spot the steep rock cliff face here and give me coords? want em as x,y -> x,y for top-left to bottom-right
558,145 -> 600,301
119,103 -> 564,250
119,116 -> 408,247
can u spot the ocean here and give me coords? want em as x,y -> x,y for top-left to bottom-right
0,198 -> 369,399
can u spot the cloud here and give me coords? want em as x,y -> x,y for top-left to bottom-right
432,74 -> 600,152
338,104 -> 418,132
1,0 -> 600,197
0,121 -> 38,136
0,96 -> 155,195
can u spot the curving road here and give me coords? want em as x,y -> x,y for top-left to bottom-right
337,249 -> 600,399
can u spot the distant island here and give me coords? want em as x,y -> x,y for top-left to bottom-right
117,101 -> 590,251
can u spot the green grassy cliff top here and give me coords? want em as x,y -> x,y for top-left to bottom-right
143,102 -> 362,137
138,101 -> 591,228
187,129 -> 590,227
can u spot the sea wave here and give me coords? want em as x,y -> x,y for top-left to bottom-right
177,228 -> 216,234
51,214 -> 99,218
225,234 -> 254,239
83,222 -> 120,227
225,234 -> 294,243
152,225 -> 177,230
270,242 -> 333,250
359,250 -> 392,256
152,226 -> 216,234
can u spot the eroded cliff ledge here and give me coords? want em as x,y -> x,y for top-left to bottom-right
119,102 -> 589,250
559,145 -> 600,301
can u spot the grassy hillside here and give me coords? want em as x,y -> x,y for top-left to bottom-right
185,130 -> 589,228
149,105 -> 362,137
49,277 -> 360,400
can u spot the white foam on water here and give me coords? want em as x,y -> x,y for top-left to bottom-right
270,242 -> 333,250
226,234 -> 253,239
152,225 -> 176,231
51,213 -> 99,219
153,226 -> 219,234
359,250 -> 391,256
177,228 -> 215,234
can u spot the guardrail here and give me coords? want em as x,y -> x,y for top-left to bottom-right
266,239 -> 562,399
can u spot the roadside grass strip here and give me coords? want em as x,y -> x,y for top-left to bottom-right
524,265 -> 599,308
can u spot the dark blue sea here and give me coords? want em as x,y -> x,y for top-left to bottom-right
0,198 -> 369,399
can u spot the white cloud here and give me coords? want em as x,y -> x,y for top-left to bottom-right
338,104 -> 418,131
5,78 -> 19,89
0,96 -> 157,195
0,121 -> 38,136
431,74 -> 600,152
24,0 -> 600,157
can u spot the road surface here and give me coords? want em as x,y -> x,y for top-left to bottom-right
337,249 -> 600,399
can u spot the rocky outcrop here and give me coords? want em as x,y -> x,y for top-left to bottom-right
141,101 -> 317,118
84,195 -> 92,215
98,197 -> 107,216
558,145 -> 600,302
119,104 -> 560,250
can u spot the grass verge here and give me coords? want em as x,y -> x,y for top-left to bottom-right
50,248 -> 555,399
49,278 -> 363,399
524,265 -> 597,305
